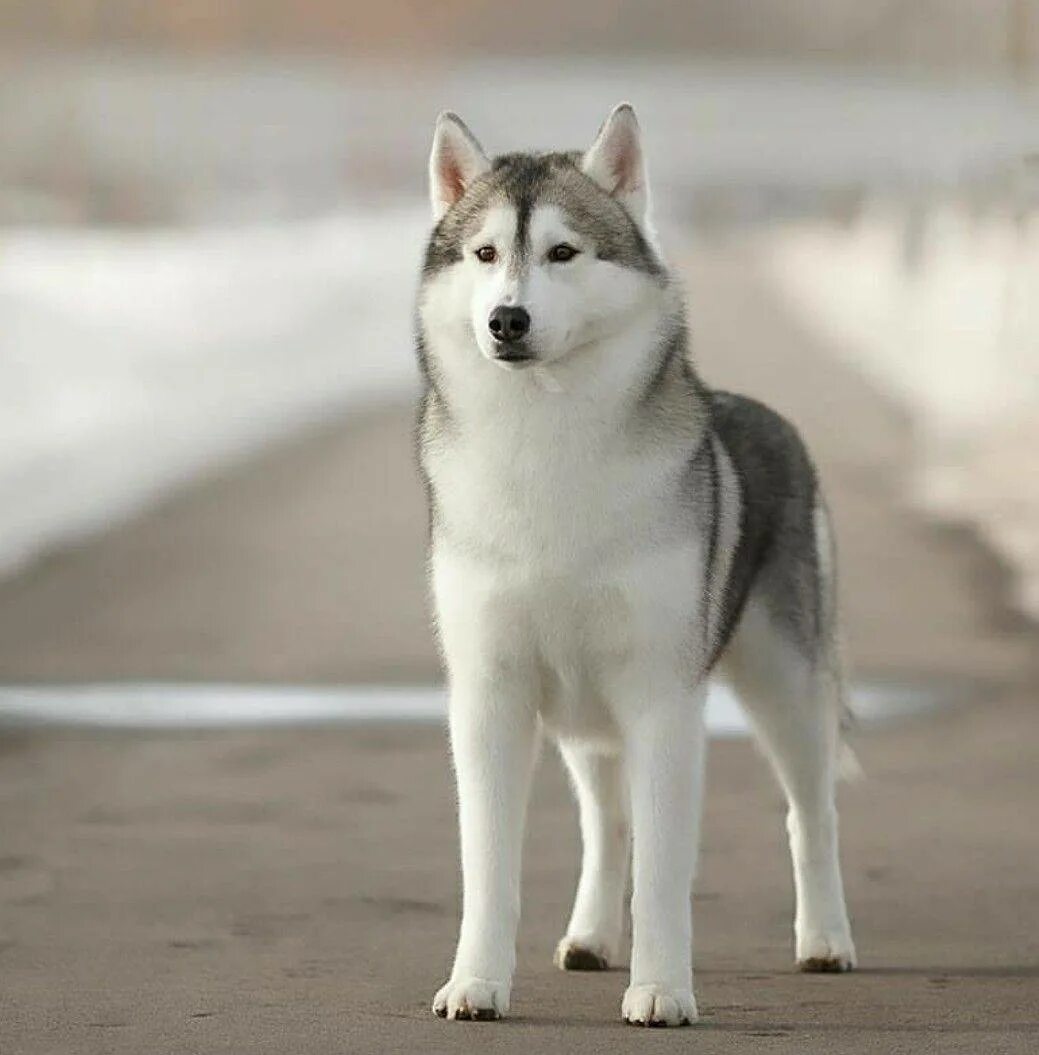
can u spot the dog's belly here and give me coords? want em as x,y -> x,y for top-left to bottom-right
433,536 -> 704,747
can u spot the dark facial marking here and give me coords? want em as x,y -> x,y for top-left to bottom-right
422,150 -> 663,279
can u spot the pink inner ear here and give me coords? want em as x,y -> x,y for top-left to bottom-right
610,131 -> 640,194
435,140 -> 469,207
443,159 -> 466,204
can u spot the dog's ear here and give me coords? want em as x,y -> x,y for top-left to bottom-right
429,112 -> 490,221
582,103 -> 650,225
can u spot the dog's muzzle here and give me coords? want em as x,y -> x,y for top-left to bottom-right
488,305 -> 535,364
488,305 -> 530,343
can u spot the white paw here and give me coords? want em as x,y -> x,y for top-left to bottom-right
432,976 -> 510,1021
554,934 -> 612,971
622,983 -> 697,1027
796,928 -> 857,973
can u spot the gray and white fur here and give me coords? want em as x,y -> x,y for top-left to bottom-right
417,104 -> 856,1028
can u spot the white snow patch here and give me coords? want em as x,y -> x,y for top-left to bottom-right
751,198 -> 1039,617
0,209 -> 426,572
0,680 -> 943,734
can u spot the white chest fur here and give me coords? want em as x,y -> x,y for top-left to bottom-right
426,373 -> 706,742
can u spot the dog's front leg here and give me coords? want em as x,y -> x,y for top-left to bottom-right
432,676 -> 538,1021
621,685 -> 707,1027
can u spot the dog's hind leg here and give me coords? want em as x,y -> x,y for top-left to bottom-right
554,743 -> 630,971
719,583 -> 856,972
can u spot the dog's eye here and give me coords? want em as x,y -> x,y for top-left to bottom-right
547,243 -> 579,263
474,245 -> 497,263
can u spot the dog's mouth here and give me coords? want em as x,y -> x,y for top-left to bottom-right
491,349 -> 537,369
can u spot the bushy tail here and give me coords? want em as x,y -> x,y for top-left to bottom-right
817,497 -> 863,784
837,739 -> 864,783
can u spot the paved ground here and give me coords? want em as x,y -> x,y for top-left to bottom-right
3,689 -> 1038,1054
0,246 -> 1036,1053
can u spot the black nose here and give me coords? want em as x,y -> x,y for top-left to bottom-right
488,305 -> 530,343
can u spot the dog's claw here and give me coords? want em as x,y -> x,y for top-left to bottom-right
621,983 -> 697,1027
451,1007 -> 499,1021
432,976 -> 509,1021
562,947 -> 608,971
796,930 -> 857,973
554,937 -> 610,971
798,955 -> 855,973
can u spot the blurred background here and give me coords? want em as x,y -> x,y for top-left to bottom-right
0,4 -> 1033,696
1,6 -> 1038,1052
0,2 -> 1035,693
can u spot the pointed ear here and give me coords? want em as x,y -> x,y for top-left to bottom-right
429,112 -> 490,221
582,103 -> 650,224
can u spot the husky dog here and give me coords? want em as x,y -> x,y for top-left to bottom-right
417,104 -> 856,1027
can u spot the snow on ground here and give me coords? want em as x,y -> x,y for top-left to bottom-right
0,680 -> 944,734
750,195 -> 1039,616
0,209 -> 425,573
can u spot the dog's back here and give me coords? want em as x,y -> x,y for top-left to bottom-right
708,391 -> 827,667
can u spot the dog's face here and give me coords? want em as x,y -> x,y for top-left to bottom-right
420,105 -> 664,371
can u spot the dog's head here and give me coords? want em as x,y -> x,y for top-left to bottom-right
420,104 -> 666,372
